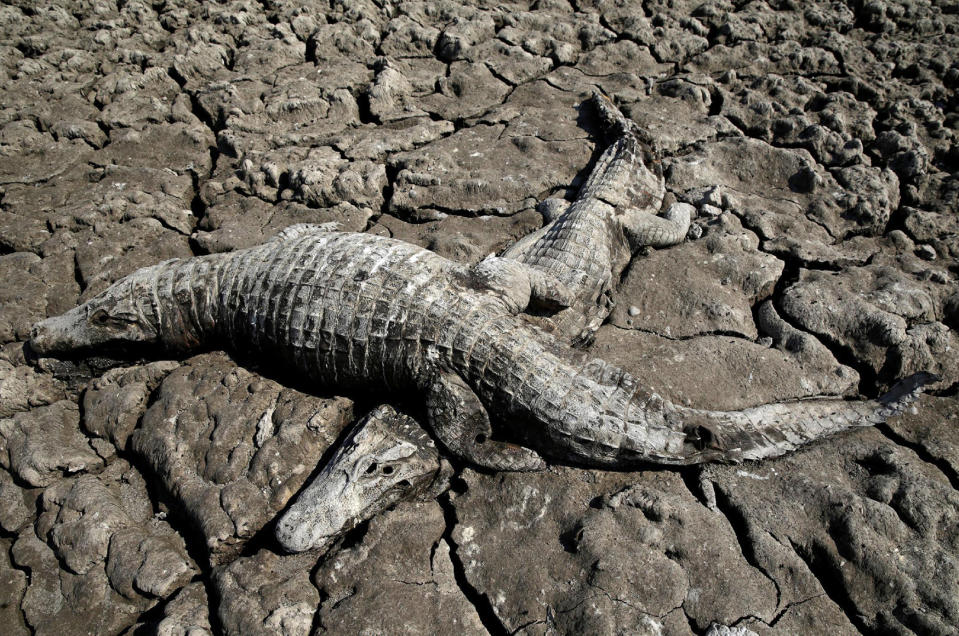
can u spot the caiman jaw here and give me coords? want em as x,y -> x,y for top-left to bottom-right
275,405 -> 446,554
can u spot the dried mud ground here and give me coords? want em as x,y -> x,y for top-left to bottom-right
1,1 -> 958,635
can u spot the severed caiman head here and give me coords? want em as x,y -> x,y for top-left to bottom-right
275,405 -> 451,554
30,265 -> 166,356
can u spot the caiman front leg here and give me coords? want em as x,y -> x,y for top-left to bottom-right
426,370 -> 546,471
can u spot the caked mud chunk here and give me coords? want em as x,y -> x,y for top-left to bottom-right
451,468 -> 778,634
194,191 -> 372,253
132,353 -> 353,564
333,117 -> 455,161
780,264 -> 959,389
365,60 -> 430,122
231,145 -> 385,210
0,252 -> 79,344
0,538 -> 28,636
390,123 -> 589,219
74,220 -> 194,301
2,159 -> 196,244
705,425 -> 959,635
312,501 -> 486,634
622,89 -> 740,154
885,395 -> 959,482
82,360 -> 181,450
215,62 -> 367,157
474,80 -> 593,143
127,582 -> 212,636
231,23 -> 305,77
12,459 -> 196,636
0,124 -> 92,186
213,550 -> 320,636
0,359 -> 65,417
611,212 -> 783,340
418,61 -> 511,121
591,327 -> 856,410
101,122 -> 215,176
95,67 -> 196,131
0,468 -> 37,533
755,301 -> 860,396
36,460 -> 196,597
690,40 -> 842,77
0,400 -> 101,488
376,209 -> 543,264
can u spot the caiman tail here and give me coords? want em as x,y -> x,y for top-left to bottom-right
506,341 -> 935,468
667,372 -> 936,464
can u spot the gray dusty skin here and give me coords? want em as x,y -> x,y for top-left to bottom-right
30,98 -> 932,555
30,225 -> 931,470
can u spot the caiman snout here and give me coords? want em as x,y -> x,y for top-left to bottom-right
29,309 -> 89,356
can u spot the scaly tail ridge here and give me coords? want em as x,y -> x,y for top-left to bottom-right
676,372 -> 937,463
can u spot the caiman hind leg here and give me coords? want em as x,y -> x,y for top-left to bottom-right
469,255 -> 574,314
426,371 -> 546,471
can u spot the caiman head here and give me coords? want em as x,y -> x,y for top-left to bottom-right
30,263 -> 169,356
275,405 -> 450,553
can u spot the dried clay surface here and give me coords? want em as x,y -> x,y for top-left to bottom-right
1,1 -> 958,635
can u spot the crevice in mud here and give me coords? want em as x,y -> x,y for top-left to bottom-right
127,576 -> 202,633
678,467 -> 713,509
764,593 -> 827,627
86,398 -> 212,577
608,322 -> 756,343
59,389 -> 226,635
711,484 -> 782,611
375,161 -> 400,227
707,84 -> 724,117
678,603 -> 698,634
875,423 -> 959,491
757,253 -> 882,396
788,538 -> 871,634
308,576 -> 331,634
796,324 -> 880,396
5,542 -> 35,634
482,62 -> 517,88
509,618 -> 546,634
356,87 -> 376,126
438,492 -> 509,636
203,570 -> 227,636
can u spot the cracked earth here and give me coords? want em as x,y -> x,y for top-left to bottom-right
1,1 -> 957,634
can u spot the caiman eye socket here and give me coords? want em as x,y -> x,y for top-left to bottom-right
91,309 -> 112,326
90,309 -> 135,328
